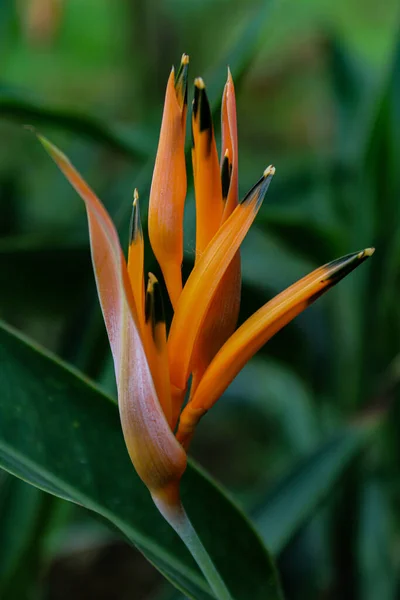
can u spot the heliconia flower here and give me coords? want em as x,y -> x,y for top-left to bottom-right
37,54 -> 374,597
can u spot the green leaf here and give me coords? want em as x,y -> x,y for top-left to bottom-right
0,90 -> 152,161
0,471 -> 41,589
224,359 -> 318,456
0,321 -> 283,600
254,424 -> 374,555
241,226 -> 314,295
327,35 -> 370,163
0,241 -> 91,315
357,479 -> 397,600
0,470 -> 66,600
205,1 -> 278,106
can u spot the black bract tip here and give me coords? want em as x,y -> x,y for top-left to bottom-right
221,153 -> 231,200
240,165 -> 275,207
193,79 -> 213,134
324,248 -> 374,284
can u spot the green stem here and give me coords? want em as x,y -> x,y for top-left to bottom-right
153,494 -> 232,600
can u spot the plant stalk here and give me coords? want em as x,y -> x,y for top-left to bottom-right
153,491 -> 232,600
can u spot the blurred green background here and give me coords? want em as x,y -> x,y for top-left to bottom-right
1,0 -> 400,598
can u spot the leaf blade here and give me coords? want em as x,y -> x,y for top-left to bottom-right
254,425 -> 373,555
0,320 -> 283,600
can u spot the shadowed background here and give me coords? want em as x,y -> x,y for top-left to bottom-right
1,0 -> 400,598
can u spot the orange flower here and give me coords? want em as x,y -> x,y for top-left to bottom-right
38,54 -> 374,513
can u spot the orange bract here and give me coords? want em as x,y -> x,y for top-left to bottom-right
127,189 -> 145,328
192,78 -> 224,256
38,135 -> 186,504
38,55 -> 374,506
148,56 -> 189,309
221,68 -> 239,221
176,249 -> 375,449
168,167 -> 275,394
189,71 -> 241,392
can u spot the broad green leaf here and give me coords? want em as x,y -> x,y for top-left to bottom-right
0,242 -> 91,315
224,359 -> 318,456
205,1 -> 278,106
366,37 -> 400,365
186,359 -> 318,511
0,471 -> 41,590
0,471 -> 67,600
327,35 -> 370,163
357,479 -> 397,600
274,513 -> 331,600
0,90 -> 152,161
328,29 -> 400,167
0,1 -> 16,53
0,321 -> 283,600
254,424 -> 374,555
240,226 -> 314,295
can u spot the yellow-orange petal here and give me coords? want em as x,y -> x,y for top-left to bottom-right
192,78 -> 224,257
127,189 -> 145,328
188,70 -> 242,387
190,251 -> 241,394
144,273 -> 173,426
148,56 -> 188,310
176,248 -> 375,448
38,135 -> 187,497
170,384 -> 188,432
221,68 -> 239,220
168,166 -> 275,394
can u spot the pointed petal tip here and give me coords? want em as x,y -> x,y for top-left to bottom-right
175,55 -> 189,109
360,247 -> 375,258
323,246 -> 375,283
240,165 -> 275,206
264,164 -> 276,177
349,247 -> 375,262
194,77 -> 205,89
36,132 -> 65,159
129,189 -> 142,244
147,271 -> 158,290
145,271 -> 166,331
192,78 -> 212,132
181,53 -> 189,65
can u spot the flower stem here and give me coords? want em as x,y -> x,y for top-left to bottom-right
153,491 -> 232,600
